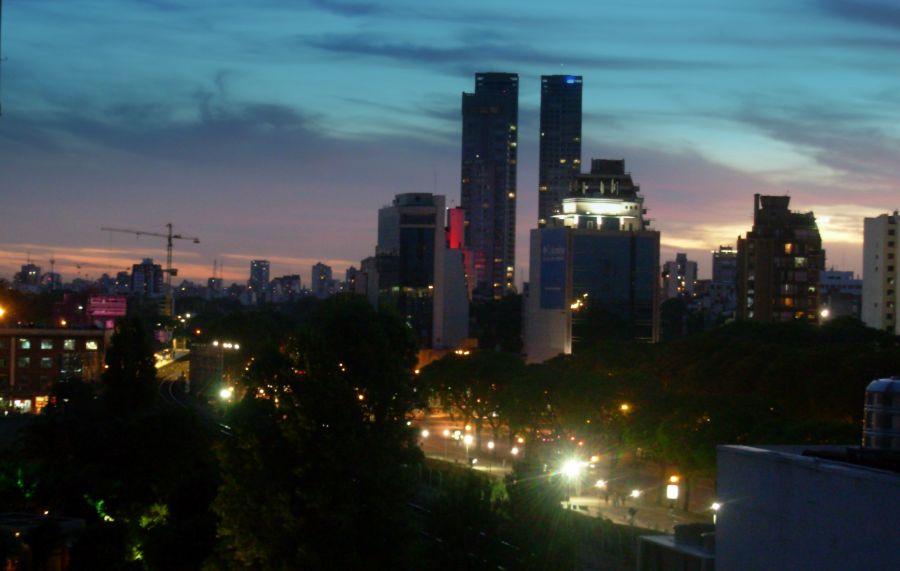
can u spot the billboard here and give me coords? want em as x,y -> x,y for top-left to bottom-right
87,295 -> 128,318
539,228 -> 567,310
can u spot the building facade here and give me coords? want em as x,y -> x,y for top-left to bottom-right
736,195 -> 824,323
375,193 -> 469,350
820,269 -> 862,320
0,328 -> 112,413
461,72 -> 518,300
248,260 -> 270,303
538,75 -> 582,228
862,211 -> 899,334
311,262 -> 333,299
524,159 -> 659,363
662,253 -> 698,300
131,258 -> 164,297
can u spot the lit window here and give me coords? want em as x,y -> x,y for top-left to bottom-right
40,357 -> 52,369
17,357 -> 30,368
85,341 -> 99,351
40,339 -> 53,350
64,339 -> 75,351
784,243 -> 793,254
18,339 -> 31,350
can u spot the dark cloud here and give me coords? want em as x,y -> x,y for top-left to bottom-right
819,0 -> 900,30
302,33 -> 720,73
308,0 -> 388,16
736,102 -> 900,183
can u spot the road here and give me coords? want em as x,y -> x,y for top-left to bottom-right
413,412 -> 713,532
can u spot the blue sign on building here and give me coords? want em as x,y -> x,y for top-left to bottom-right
540,229 -> 567,310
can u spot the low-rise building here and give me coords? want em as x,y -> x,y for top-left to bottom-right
0,328 -> 112,413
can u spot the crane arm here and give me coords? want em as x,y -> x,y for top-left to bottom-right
101,227 -> 200,242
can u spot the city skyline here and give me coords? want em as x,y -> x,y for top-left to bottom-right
3,0 -> 899,285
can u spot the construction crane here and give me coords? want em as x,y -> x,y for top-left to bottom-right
101,223 -> 200,317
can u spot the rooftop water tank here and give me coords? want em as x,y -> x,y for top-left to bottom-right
863,377 -> 900,451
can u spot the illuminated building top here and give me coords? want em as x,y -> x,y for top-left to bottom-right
551,159 -> 649,231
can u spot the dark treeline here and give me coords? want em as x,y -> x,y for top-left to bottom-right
0,292 -> 898,570
422,316 -> 900,483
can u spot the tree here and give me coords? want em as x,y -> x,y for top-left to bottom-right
210,295 -> 423,570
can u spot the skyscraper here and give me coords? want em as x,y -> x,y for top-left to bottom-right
538,75 -> 582,227
461,72 -> 518,300
736,195 -> 824,322
131,258 -> 164,297
662,253 -> 698,300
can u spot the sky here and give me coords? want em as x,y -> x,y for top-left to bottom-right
1,0 -> 899,286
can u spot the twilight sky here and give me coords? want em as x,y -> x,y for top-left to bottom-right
1,0 -> 899,286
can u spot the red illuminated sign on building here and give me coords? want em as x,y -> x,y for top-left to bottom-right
87,295 -> 128,318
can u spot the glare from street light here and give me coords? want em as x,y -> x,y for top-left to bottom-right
711,502 -> 721,511
463,434 -> 473,446
442,429 -> 450,437
820,308 -> 830,319
421,429 -> 430,438
595,479 -> 607,489
562,459 -> 584,480
631,489 -> 641,498
219,387 -> 234,401
487,440 -> 495,450
620,403 -> 631,412
511,446 -> 519,456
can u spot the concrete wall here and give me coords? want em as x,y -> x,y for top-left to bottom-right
717,445 -> 900,571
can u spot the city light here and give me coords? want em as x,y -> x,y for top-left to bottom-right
711,502 -> 721,511
442,429 -> 450,437
631,489 -> 641,498
620,403 -> 631,412
820,308 -> 831,319
510,446 -> 519,456
666,483 -> 680,500
0,306 -> 6,318
421,429 -> 430,438
595,479 -> 607,489
219,387 -> 235,401
463,434 -> 473,446
561,459 -> 584,480
487,440 -> 495,450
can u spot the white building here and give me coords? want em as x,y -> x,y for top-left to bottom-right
862,211 -> 899,334
716,444 -> 900,571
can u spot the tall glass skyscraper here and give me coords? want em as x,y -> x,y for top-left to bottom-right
538,75 -> 582,228
461,72 -> 518,300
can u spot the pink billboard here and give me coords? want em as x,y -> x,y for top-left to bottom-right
88,295 -> 128,318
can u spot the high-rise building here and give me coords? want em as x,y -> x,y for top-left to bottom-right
704,245 -> 738,322
248,260 -> 270,303
736,195 -> 825,323
131,258 -> 164,297
312,262 -> 333,299
524,159 -> 659,363
538,75 -> 582,227
862,211 -> 899,334
662,253 -> 698,300
461,72 -> 518,300
375,193 -> 469,350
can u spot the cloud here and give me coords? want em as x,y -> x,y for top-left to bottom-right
302,33 -> 720,74
735,101 -> 900,188
308,0 -> 387,16
819,0 -> 900,30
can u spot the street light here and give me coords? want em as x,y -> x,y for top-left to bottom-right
421,429 -> 430,438
487,440 -> 495,450
463,434 -> 473,464
630,489 -> 641,499
711,501 -> 721,524
510,446 -> 519,456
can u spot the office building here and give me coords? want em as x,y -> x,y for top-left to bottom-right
312,262 -> 334,299
130,258 -> 164,297
374,193 -> 469,350
13,263 -> 42,290
862,211 -> 899,334
662,253 -> 698,300
461,72 -> 518,300
736,195 -> 824,322
524,159 -> 659,363
538,75 -> 582,227
248,260 -> 270,303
